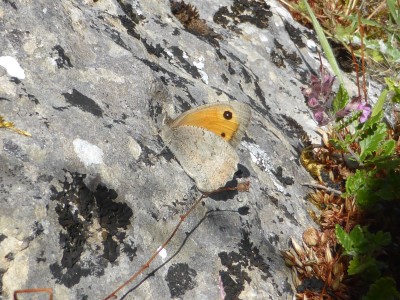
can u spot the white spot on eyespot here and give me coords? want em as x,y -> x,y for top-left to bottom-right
157,246 -> 167,260
0,56 -> 26,79
73,138 -> 103,167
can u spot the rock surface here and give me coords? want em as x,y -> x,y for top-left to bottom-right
1,0 -> 321,299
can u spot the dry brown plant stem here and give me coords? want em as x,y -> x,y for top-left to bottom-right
14,288 -> 53,300
302,182 -> 342,195
103,182 -> 249,300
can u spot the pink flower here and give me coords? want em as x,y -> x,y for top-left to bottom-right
358,102 -> 371,123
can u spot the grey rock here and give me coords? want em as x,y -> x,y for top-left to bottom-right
0,0 -> 321,299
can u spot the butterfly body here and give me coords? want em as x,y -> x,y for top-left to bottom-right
161,101 -> 251,192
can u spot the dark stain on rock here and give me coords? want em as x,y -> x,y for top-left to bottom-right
284,22 -> 306,48
165,263 -> 197,298
0,234 -> 6,244
172,28 -> 180,35
36,250 -> 47,263
272,166 -> 294,186
10,77 -> 21,84
0,268 -> 5,293
27,93 -> 39,104
219,231 -> 271,299
6,29 -> 26,46
214,0 -> 272,32
105,26 -> 130,50
271,39 -> 302,69
4,0 -> 17,10
221,73 -> 228,83
280,114 -> 308,153
119,14 -> 140,39
141,38 -> 165,58
62,89 -> 103,117
5,252 -> 14,261
238,206 -> 250,215
169,46 -> 201,79
137,57 -> 192,89
116,0 -> 145,38
51,45 -> 73,69
32,221 -> 44,237
49,170 -> 134,287
240,67 -> 252,84
3,140 -> 28,162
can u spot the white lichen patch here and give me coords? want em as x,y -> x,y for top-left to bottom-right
193,56 -> 208,84
73,138 -> 104,167
0,56 -> 26,79
242,141 -> 285,193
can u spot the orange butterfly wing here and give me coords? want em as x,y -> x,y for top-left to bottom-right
171,105 -> 240,142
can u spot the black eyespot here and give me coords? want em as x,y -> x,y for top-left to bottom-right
221,132 -> 226,138
223,110 -> 232,120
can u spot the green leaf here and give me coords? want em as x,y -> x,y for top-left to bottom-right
371,89 -> 388,118
385,77 -> 400,103
348,256 -> 377,275
363,277 -> 400,300
346,169 -> 366,195
301,0 -> 344,84
365,230 -> 391,249
359,123 -> 387,161
335,224 -> 354,254
333,84 -> 349,113
387,0 -> 400,27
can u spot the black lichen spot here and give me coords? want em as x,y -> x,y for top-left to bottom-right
214,0 -> 271,32
27,93 -> 39,105
169,46 -> 201,79
52,45 -> 73,69
280,114 -> 309,153
49,170 -> 132,287
165,263 -> 197,298
271,39 -> 302,69
272,166 -> 294,186
32,221 -> 44,237
4,0 -> 17,10
122,239 -> 137,261
0,234 -> 6,244
10,77 -> 21,84
219,231 -> 271,299
62,89 -> 103,117
116,0 -> 145,39
141,38 -> 165,58
5,252 -> 14,261
0,268 -> 5,293
3,140 -> 28,162
238,206 -> 250,215
284,22 -> 306,48
100,24 -> 130,50
36,250 -> 46,263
